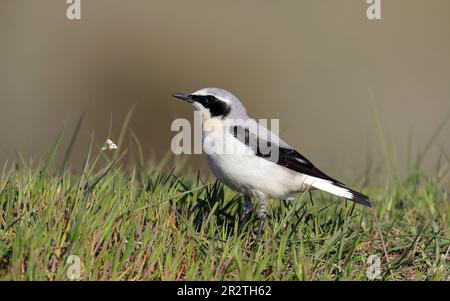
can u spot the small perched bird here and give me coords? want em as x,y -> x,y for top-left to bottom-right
172,88 -> 374,236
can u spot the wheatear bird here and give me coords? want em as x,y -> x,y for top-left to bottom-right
172,88 -> 374,236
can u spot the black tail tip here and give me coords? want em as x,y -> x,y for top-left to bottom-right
349,191 -> 377,208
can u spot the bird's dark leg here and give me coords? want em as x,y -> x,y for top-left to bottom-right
244,195 -> 254,217
256,200 -> 268,241
237,195 -> 253,235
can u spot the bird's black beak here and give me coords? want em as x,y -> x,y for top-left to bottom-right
172,93 -> 194,103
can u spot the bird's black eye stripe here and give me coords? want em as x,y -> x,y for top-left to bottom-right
191,95 -> 231,117
189,95 -> 203,103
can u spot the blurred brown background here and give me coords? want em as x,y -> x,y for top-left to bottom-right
0,0 -> 449,181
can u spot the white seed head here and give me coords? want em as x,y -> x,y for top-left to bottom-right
102,138 -> 118,151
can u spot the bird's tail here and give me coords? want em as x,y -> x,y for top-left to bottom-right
305,177 -> 375,207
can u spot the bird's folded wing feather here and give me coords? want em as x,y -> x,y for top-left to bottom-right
228,119 -> 374,207
228,120 -> 344,184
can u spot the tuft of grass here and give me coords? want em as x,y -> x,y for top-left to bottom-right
0,153 -> 448,280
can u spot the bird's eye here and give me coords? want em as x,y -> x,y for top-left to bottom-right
206,96 -> 215,103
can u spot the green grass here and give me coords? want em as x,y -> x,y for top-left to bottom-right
0,126 -> 449,281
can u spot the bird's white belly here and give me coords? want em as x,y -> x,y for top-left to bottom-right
203,130 -> 304,200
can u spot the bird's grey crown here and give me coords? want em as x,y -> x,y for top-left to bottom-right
192,88 -> 248,120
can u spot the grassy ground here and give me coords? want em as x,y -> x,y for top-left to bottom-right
0,128 -> 449,281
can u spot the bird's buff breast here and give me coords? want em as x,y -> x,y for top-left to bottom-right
202,115 -> 223,135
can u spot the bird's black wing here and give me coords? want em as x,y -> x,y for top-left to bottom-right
229,125 -> 339,182
229,125 -> 374,207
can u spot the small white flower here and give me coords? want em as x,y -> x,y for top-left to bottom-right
102,138 -> 118,151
